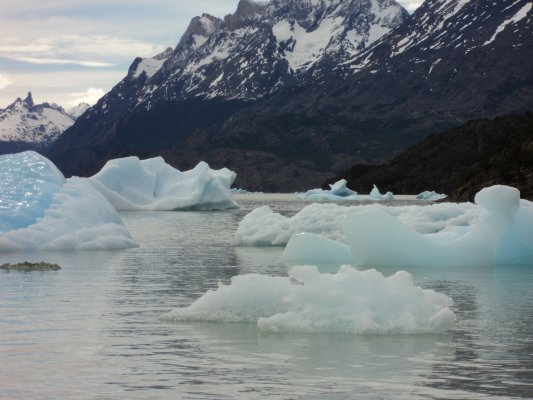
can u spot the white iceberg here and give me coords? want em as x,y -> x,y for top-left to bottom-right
300,179 -> 358,201
416,191 -> 447,201
342,185 -> 533,267
282,232 -> 353,265
236,201 -> 479,246
88,156 -> 239,211
161,265 -> 456,334
370,184 -> 394,201
0,151 -> 137,252
238,185 -> 533,267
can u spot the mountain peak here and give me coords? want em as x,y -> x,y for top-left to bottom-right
0,93 -> 75,151
237,0 -> 268,13
23,92 -> 34,108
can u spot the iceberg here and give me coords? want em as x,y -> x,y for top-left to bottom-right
161,265 -> 456,334
300,179 -> 358,201
88,156 -> 239,211
416,191 -> 447,201
238,185 -> 533,267
0,151 -> 64,233
282,232 -> 353,265
0,151 -> 137,252
236,201 -> 479,246
370,184 -> 394,201
342,185 -> 533,267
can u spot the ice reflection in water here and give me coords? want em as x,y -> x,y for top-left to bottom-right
0,195 -> 532,399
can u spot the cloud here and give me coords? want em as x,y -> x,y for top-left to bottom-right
12,57 -> 116,68
0,35 -> 164,68
0,70 -> 123,109
67,87 -> 106,106
0,74 -> 11,91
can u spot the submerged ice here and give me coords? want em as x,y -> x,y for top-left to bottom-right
89,156 -> 238,211
162,265 -> 456,334
0,151 -> 137,251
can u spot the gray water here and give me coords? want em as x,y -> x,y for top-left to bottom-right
1,195 -> 532,399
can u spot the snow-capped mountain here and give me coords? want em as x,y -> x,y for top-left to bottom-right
133,0 -> 407,103
0,93 -> 76,154
50,0 -> 408,175
50,0 -> 533,191
66,103 -> 91,119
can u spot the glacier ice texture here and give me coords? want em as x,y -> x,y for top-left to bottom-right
237,185 -> 533,267
161,265 -> 456,334
0,151 -> 138,252
88,156 -> 239,211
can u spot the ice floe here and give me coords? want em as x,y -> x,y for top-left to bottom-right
416,191 -> 447,201
162,265 -> 456,334
370,184 -> 394,201
238,185 -> 533,267
300,179 -> 358,201
0,152 -> 137,251
89,156 -> 239,211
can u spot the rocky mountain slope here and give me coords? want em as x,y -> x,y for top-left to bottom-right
327,112 -> 533,201
49,0 -> 533,191
48,0 -> 408,179
0,93 -> 76,154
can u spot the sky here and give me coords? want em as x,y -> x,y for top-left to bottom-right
0,0 -> 423,109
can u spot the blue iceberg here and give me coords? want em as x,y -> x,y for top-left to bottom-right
0,151 -> 137,252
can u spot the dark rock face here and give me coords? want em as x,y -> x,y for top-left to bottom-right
327,112 -> 533,201
48,0 -> 532,192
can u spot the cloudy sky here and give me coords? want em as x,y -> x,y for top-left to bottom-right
0,0 -> 423,109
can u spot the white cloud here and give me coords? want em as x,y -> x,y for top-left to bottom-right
0,34 -> 165,67
67,87 -> 106,106
0,74 -> 11,91
0,70 -> 124,109
12,57 -> 116,68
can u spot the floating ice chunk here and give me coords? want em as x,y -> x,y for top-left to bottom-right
0,151 -> 137,252
282,232 -> 354,265
235,205 -> 373,246
236,201 -> 479,246
0,151 -> 64,233
300,179 -> 358,201
370,184 -> 394,201
0,181 -> 137,252
342,185 -> 532,267
89,156 -> 238,211
162,274 -> 292,322
416,191 -> 447,201
231,188 -> 248,194
237,185 -> 532,266
162,266 -> 456,334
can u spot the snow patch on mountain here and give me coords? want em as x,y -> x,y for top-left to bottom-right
133,48 -> 173,78
483,2 -> 532,46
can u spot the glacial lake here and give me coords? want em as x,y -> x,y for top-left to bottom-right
1,194 -> 532,399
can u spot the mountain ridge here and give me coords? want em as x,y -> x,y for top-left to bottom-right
0,92 -> 78,154
49,0 -> 533,191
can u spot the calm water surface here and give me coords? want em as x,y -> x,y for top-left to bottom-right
1,194 -> 532,399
